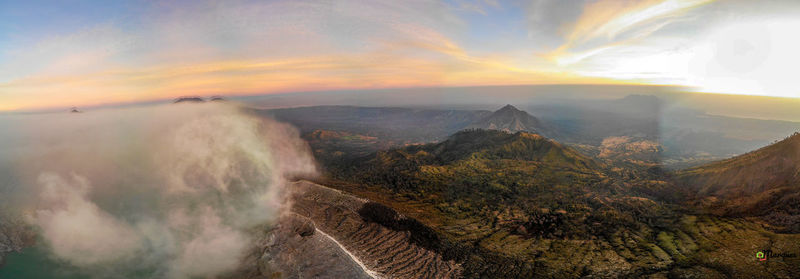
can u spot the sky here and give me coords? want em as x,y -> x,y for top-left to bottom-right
1,0 -> 799,111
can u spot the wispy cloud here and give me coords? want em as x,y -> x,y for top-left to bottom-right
547,0 -> 715,64
541,0 -> 800,98
0,0 -> 604,111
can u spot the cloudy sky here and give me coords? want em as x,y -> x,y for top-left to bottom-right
1,0 -> 799,110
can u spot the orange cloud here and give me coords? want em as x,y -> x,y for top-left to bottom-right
2,24 -> 617,111
0,0 -> 638,111
547,0 -> 714,63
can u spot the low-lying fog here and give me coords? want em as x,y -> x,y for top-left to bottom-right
0,103 -> 316,278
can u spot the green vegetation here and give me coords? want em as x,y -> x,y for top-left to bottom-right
675,132 -> 800,233
312,129 -> 800,277
317,131 -> 647,276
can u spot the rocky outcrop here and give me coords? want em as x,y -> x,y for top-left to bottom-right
0,215 -> 34,267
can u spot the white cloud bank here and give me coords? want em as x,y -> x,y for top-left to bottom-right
2,103 -> 316,278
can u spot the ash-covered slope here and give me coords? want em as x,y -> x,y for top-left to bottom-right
234,181 -> 462,279
288,181 -> 461,278
468,105 -> 552,137
675,132 -> 800,232
232,213 -> 375,279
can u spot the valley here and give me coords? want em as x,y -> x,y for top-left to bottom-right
306,130 -> 800,278
247,98 -> 800,278
675,132 -> 800,233
2,95 -> 800,278
260,96 -> 800,170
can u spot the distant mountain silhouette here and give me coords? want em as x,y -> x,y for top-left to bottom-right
173,96 -> 205,103
676,132 -> 800,232
467,104 -> 551,137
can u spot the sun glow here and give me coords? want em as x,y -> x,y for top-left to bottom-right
546,0 -> 800,99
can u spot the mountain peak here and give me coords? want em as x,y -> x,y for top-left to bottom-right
498,104 -> 520,112
467,104 -> 551,136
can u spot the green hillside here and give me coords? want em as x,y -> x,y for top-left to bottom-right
676,132 -> 800,232
320,130 -> 800,277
